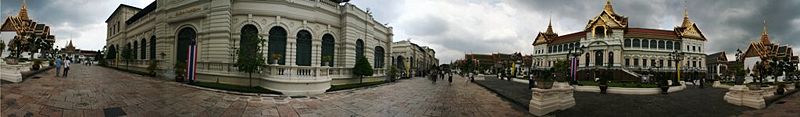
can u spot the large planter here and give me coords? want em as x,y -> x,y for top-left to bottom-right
599,85 -> 608,94
537,81 -> 554,89
747,84 -> 761,90
660,86 -> 669,94
530,82 -> 575,116
735,76 -> 745,85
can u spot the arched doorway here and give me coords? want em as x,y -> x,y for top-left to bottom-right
268,27 -> 287,65
321,34 -> 335,67
176,27 -> 196,66
595,50 -> 603,66
140,39 -> 147,59
296,30 -> 312,66
239,24 -> 260,65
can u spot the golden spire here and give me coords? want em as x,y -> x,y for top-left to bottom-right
680,0 -> 694,28
760,19 -> 770,44
18,0 -> 30,20
603,0 -> 615,14
545,16 -> 555,34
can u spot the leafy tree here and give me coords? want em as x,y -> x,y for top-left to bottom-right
551,60 -> 569,82
121,45 -> 134,68
352,55 -> 373,83
0,40 -> 5,57
235,30 -> 266,87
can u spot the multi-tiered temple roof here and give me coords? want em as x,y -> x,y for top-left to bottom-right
533,0 -> 706,46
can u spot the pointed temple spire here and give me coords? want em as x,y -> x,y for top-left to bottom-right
681,1 -> 694,28
760,19 -> 770,44
18,0 -> 30,20
545,16 -> 555,34
603,0 -> 615,14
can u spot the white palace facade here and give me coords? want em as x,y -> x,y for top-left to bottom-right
531,1 -> 708,81
105,0 -> 393,96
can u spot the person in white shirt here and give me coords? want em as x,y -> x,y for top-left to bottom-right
63,58 -> 71,77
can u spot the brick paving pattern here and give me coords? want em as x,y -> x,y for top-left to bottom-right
740,91 -> 800,117
1,65 -> 531,117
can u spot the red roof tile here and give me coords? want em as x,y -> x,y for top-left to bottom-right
624,28 -> 679,40
550,31 -> 586,44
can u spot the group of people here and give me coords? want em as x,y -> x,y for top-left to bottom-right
429,70 -> 454,84
54,56 -> 72,77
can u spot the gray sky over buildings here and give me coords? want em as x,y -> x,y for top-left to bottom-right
3,0 -> 800,64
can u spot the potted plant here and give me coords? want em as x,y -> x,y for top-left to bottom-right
174,61 -> 187,82
776,82 -> 786,95
270,53 -> 282,65
31,59 -> 42,70
658,72 -> 670,94
321,55 -> 333,67
598,71 -> 609,94
147,60 -> 158,76
536,70 -> 554,89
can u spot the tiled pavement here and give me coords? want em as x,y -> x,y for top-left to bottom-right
740,90 -> 800,117
1,65 -> 531,117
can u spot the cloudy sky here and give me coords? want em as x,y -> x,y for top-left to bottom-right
3,0 -> 800,64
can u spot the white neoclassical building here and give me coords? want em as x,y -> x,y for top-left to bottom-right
105,0 -> 393,96
391,40 -> 438,77
531,1 -> 707,81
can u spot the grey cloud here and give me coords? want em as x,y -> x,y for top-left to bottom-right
403,16 -> 449,36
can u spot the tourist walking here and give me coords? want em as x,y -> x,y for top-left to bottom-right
54,57 -> 63,77
63,58 -> 71,77
448,73 -> 453,84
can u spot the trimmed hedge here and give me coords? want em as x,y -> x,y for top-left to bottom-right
190,82 -> 281,94
327,81 -> 386,92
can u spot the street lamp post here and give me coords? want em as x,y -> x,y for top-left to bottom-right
567,45 -> 587,85
669,50 -> 685,86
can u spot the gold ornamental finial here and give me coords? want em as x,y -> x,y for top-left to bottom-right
683,0 -> 688,18
545,16 -> 554,34
18,0 -> 30,20
604,0 -> 614,14
760,19 -> 770,44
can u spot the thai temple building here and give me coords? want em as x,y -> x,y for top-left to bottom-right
531,0 -> 708,81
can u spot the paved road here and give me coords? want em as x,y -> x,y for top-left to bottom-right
1,65 -> 530,117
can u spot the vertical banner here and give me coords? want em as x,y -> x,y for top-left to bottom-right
187,41 -> 198,81
571,57 -> 577,81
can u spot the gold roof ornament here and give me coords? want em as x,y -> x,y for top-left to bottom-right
18,0 -> 30,20
760,20 -> 770,44
604,0 -> 615,15
545,16 -> 555,35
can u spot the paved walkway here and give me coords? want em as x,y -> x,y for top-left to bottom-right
1,65 -> 531,117
474,77 -> 755,116
740,90 -> 800,117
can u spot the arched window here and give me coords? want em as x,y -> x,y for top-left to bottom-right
140,39 -> 146,59
149,36 -> 156,60
624,39 -> 631,47
321,34 -> 335,67
268,27 -> 287,65
666,41 -> 673,50
176,28 -> 196,64
396,56 -> 404,69
675,42 -> 682,51
374,46 -> 385,68
594,27 -> 605,38
133,41 -> 138,60
633,39 -> 640,48
296,30 -> 312,66
641,39 -> 649,48
585,53 -> 590,67
239,25 -> 260,64
658,40 -> 665,49
608,51 -> 614,67
356,39 -> 364,58
649,40 -> 657,49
